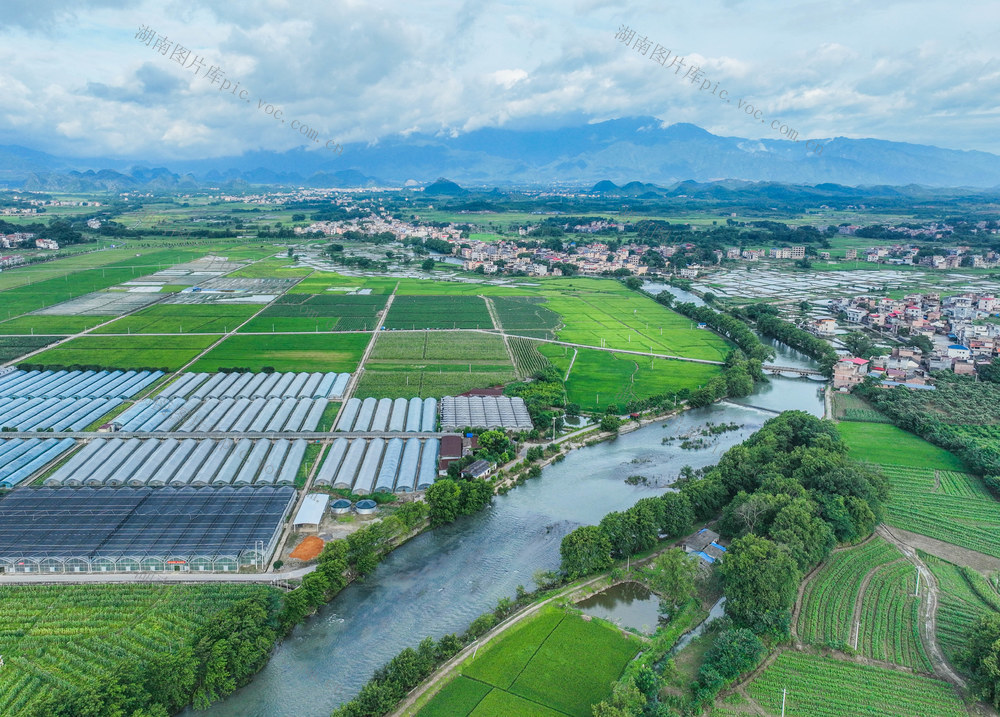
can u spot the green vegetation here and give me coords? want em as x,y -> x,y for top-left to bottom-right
491,296 -> 561,339
418,608 -> 641,717
0,248 -> 205,320
878,465 -> 1000,558
838,422 -> 967,471
507,337 -> 551,377
385,295 -> 492,329
744,651 -> 966,717
29,333 -> 220,371
0,583 -> 280,717
241,293 -> 387,332
540,344 -> 721,412
923,554 -> 1000,664
0,336 -> 63,363
857,562 -> 932,671
190,333 -> 368,372
358,330 -> 516,398
831,392 -> 892,423
92,303 -> 259,334
0,315 -> 107,334
416,677 -> 490,717
796,537 -> 902,649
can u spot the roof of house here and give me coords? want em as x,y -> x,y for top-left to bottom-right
948,344 -> 970,350
841,357 -> 869,365
461,459 -> 492,477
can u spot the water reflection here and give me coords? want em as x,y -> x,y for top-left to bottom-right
577,582 -> 662,634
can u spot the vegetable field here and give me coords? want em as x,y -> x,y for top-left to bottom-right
878,465 -> 1000,558
508,337 -> 550,377
354,367 -> 516,399
29,333 -> 221,371
491,296 -> 561,339
418,607 -> 640,717
796,537 -> 901,648
371,331 -> 509,362
744,652 -> 966,716
0,583 -> 280,717
831,392 -> 891,423
856,562 -> 932,672
923,553 -> 1000,663
0,336 -> 63,363
190,332 -> 368,372
93,303 -> 259,334
241,293 -> 387,332
384,296 -> 492,330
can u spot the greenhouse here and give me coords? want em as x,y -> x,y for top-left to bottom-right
0,485 -> 295,574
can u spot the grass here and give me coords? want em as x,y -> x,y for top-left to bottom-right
91,303 -> 259,334
541,344 -> 722,411
227,257 -> 312,277
831,392 -> 892,423
837,423 -> 967,471
419,608 -> 641,717
384,296 -> 493,330
240,293 -> 388,333
290,273 -> 396,295
28,334 -> 220,371
491,296 -> 561,339
189,333 -> 367,372
743,651 -> 966,717
0,583 -> 280,717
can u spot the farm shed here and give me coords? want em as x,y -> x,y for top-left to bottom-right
293,493 -> 330,531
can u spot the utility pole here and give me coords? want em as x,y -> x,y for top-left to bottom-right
781,687 -> 787,717
915,568 -> 920,596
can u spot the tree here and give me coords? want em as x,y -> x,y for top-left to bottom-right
659,491 -> 694,536
477,429 -> 513,460
843,331 -> 876,358
426,479 -> 461,526
646,548 -> 696,613
421,258 -> 435,271
600,414 -> 622,433
560,525 -> 613,577
958,613 -> 1000,708
458,479 -> 492,515
719,534 -> 800,636
768,498 -> 836,571
624,276 -> 643,290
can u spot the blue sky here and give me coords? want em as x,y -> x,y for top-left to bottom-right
1,0 -> 997,159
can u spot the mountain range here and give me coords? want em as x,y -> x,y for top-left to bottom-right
4,117 -> 1000,191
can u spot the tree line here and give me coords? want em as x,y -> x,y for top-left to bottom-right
561,411 -> 889,714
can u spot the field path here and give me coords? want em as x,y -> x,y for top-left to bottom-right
482,296 -> 520,378
848,558 -> 906,651
876,524 -> 967,689
335,282 -> 399,421
564,348 -> 577,382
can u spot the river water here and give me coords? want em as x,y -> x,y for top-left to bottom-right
200,365 -> 823,717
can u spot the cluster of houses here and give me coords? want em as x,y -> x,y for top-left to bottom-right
296,216 -> 463,243
456,239 -> 663,276
725,246 -> 806,261
0,232 -> 36,249
829,291 -> 1000,388
0,255 -> 25,269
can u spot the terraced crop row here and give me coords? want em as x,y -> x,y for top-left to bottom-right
796,537 -> 901,647
923,553 -> 1000,663
857,563 -> 932,672
878,465 -> 1000,558
509,336 -> 551,377
746,652 -> 966,717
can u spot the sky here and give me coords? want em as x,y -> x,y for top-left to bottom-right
2,0 -> 998,160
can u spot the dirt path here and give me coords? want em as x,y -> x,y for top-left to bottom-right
882,525 -> 1000,573
564,348 -> 577,382
848,558 -> 905,651
876,525 -> 967,689
482,296 -> 520,378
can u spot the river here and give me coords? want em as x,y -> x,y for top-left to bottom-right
199,368 -> 823,717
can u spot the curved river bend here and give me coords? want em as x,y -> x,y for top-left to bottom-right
199,371 -> 822,716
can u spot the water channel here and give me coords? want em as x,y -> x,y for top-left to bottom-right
200,350 -> 824,717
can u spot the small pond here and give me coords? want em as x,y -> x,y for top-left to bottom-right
576,582 -> 662,634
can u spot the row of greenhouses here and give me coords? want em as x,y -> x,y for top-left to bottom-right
157,371 -> 350,400
114,396 -> 328,433
336,397 -> 437,432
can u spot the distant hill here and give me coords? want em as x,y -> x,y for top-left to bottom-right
422,178 -> 467,196
4,117 -> 1000,189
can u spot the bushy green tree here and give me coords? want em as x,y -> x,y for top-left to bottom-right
559,525 -> 612,578
426,479 -> 461,527
719,534 -> 799,636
